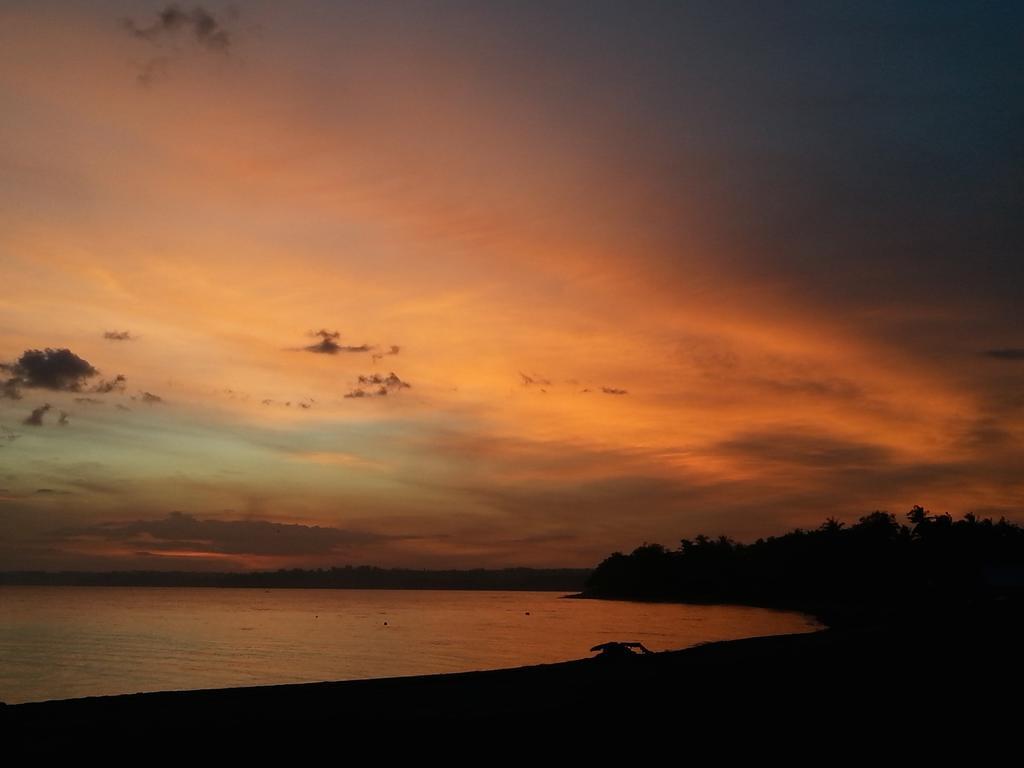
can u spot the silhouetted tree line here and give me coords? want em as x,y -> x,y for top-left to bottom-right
0,566 -> 591,591
585,507 -> 1024,609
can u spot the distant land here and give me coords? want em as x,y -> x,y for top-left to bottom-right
0,566 -> 591,591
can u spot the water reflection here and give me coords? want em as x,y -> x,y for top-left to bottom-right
0,587 -> 820,703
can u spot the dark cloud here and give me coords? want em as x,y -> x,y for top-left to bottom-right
23,404 -> 51,427
601,387 -> 628,395
300,330 -> 398,357
2,348 -> 98,395
985,349 -> 1024,361
124,5 -> 232,52
103,331 -> 134,341
141,391 -> 164,404
92,374 -> 127,394
303,329 -> 373,355
345,372 -> 410,399
54,511 -> 392,558
75,397 -> 104,405
313,340 -> 371,354
357,372 -> 410,390
0,347 -> 120,405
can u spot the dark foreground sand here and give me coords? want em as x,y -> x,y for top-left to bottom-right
5,599 -> 1022,752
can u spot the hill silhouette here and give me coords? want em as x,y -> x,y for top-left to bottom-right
0,566 -> 589,591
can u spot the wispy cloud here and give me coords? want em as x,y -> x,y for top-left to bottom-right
92,374 -> 127,394
124,5 -> 232,52
23,403 -> 51,427
1,378 -> 20,401
122,4 -> 237,86
289,451 -> 390,472
371,345 -> 401,363
985,348 -> 1024,361
520,372 -> 551,387
54,511 -> 394,558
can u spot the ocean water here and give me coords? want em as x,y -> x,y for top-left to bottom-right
0,587 -> 820,704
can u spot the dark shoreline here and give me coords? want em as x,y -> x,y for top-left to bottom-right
5,595 -> 1022,750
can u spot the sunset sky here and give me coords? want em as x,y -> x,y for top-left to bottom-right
1,1 -> 1022,571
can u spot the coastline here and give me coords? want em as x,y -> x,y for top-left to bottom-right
3,628 -> 838,732
6,596 -> 1022,748
565,590 -> 841,628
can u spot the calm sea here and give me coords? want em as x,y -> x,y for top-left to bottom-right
0,587 -> 820,704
